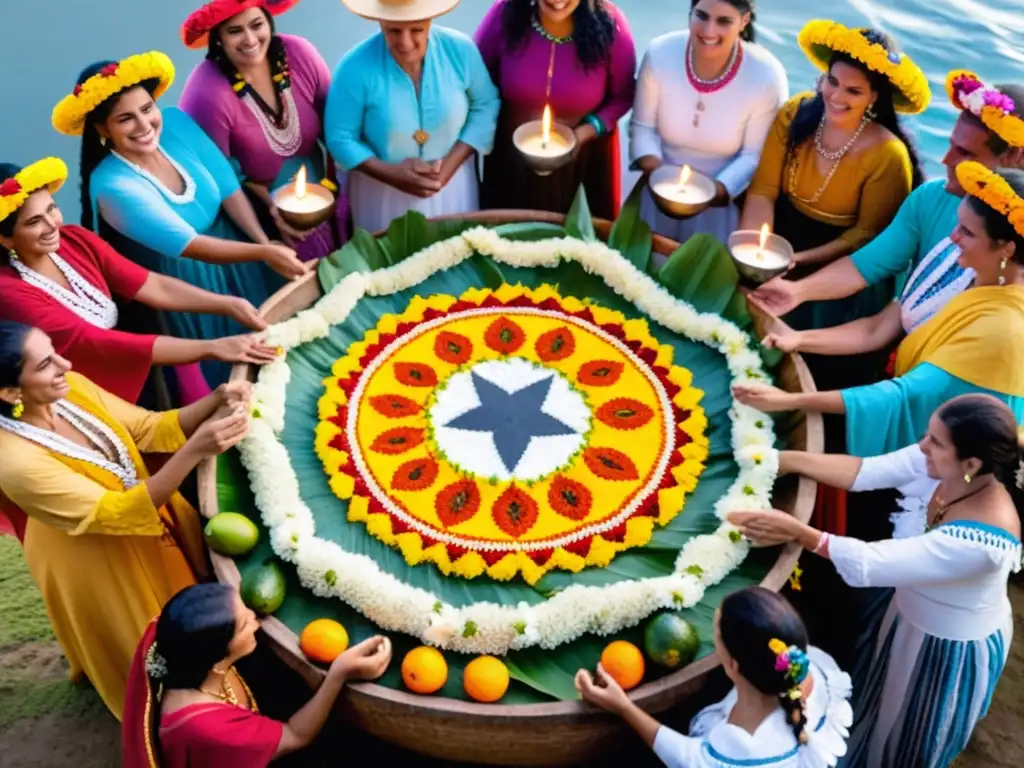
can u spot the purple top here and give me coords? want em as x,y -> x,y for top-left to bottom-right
473,0 -> 637,130
179,34 -> 330,187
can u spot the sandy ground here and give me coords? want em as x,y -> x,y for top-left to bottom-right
0,530 -> 1021,768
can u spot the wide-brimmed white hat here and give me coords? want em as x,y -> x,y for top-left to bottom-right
341,0 -> 459,22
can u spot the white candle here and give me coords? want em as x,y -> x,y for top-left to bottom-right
518,132 -> 571,158
276,191 -> 330,214
730,244 -> 790,270
651,181 -> 714,205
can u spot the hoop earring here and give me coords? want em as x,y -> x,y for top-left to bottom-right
998,257 -> 1008,286
964,473 -> 972,484
11,399 -> 24,420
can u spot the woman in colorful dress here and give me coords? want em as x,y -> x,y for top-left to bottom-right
577,587 -> 852,767
122,583 -> 392,767
179,0 -> 348,261
731,395 -> 1022,767
0,321 -> 252,719
740,21 -> 928,345
325,0 -> 500,233
52,52 -> 310,386
631,0 -> 787,253
734,163 -> 1024,460
473,0 -> 636,221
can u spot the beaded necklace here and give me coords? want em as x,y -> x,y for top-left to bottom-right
11,252 -> 119,330
228,38 -> 303,157
685,41 -> 743,128
787,114 -> 870,205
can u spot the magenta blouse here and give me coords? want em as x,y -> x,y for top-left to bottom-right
473,0 -> 637,130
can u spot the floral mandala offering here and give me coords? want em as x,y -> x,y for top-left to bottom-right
315,285 -> 709,584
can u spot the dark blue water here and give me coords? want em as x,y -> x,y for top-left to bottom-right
2,0 -> 1021,220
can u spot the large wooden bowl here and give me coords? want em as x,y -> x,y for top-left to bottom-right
198,211 -> 822,766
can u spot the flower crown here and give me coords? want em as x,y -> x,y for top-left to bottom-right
145,642 -> 168,680
956,161 -> 1024,239
947,71 -> 1024,150
0,158 -> 68,224
51,52 -> 176,137
768,638 -> 810,699
181,0 -> 301,49
798,20 -> 931,115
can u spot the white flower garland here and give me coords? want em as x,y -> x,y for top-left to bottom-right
238,229 -> 779,654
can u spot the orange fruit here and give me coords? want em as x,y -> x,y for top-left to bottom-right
600,640 -> 645,690
463,656 -> 510,703
299,619 -> 349,664
401,646 -> 448,694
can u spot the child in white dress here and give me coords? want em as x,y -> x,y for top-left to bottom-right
576,587 -> 852,767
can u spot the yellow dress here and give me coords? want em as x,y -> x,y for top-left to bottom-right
0,372 -> 208,720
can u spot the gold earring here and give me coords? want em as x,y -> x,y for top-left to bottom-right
999,257 -> 1008,286
7,248 -> 16,261
11,399 -> 24,419
964,473 -> 972,484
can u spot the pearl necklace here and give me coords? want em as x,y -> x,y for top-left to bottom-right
686,41 -> 741,90
788,114 -> 870,205
0,401 -> 139,488
11,253 -> 118,330
112,150 -> 197,205
243,87 -> 302,157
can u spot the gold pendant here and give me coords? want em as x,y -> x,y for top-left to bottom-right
413,129 -> 429,146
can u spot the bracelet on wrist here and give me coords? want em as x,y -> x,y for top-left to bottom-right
582,114 -> 606,137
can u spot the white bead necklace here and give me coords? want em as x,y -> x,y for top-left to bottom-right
0,401 -> 139,488
244,87 -> 302,157
814,114 -> 869,162
687,41 -> 739,87
11,252 -> 119,330
112,149 -> 197,205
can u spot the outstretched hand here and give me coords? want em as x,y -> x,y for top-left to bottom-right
575,664 -> 631,715
330,636 -> 392,683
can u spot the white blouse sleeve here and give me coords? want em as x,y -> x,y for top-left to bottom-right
829,530 -> 996,588
653,725 -> 703,767
715,63 -> 787,197
849,443 -> 927,493
629,50 -> 663,164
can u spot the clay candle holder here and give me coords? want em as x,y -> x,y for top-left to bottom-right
649,164 -> 716,220
513,105 -> 577,177
727,224 -> 794,285
271,165 -> 336,230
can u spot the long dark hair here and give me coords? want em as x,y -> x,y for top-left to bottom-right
938,395 -> 1024,519
690,0 -> 756,43
0,321 -> 32,418
206,10 -> 291,120
0,163 -> 24,243
154,583 -> 237,691
788,29 -> 925,188
76,63 -> 161,230
719,587 -> 810,744
503,0 -> 617,71
965,168 -> 1024,263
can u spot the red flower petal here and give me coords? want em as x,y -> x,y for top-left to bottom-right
369,427 -> 424,455
435,480 -> 481,528
434,331 -> 473,364
391,457 -> 439,492
535,326 -> 576,362
547,475 -> 593,521
595,398 -> 655,430
368,394 -> 422,419
577,360 -> 624,386
100,62 -> 120,78
484,316 -> 526,355
492,486 -> 539,538
0,178 -> 22,197
394,362 -> 437,387
582,447 -> 640,481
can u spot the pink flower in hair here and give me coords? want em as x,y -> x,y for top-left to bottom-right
984,91 -> 1016,114
774,653 -> 790,672
955,76 -> 983,97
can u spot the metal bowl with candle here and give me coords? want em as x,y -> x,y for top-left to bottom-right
271,166 -> 336,230
513,105 -> 577,177
727,225 -> 794,285
649,164 -> 717,220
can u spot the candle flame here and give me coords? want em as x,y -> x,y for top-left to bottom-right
541,104 -> 552,145
678,165 -> 692,187
759,223 -> 770,250
295,165 -> 307,198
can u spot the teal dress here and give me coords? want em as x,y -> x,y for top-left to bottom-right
92,108 -> 284,385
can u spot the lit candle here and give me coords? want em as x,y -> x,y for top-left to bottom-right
276,166 -> 330,214
651,164 -> 716,206
517,105 -> 572,159
730,224 -> 790,269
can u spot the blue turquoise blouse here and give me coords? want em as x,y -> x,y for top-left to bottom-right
92,108 -> 242,259
324,26 -> 500,170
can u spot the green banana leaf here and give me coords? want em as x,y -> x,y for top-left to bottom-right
607,179 -> 653,273
657,234 -> 751,330
564,187 -> 597,242
217,201 -> 779,703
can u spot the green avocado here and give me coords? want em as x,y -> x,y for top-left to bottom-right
204,513 -> 260,557
644,613 -> 700,670
240,561 -> 286,617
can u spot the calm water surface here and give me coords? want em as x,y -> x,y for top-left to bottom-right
1,0 -> 1021,220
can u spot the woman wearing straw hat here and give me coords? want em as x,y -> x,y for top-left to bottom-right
325,0 -> 500,233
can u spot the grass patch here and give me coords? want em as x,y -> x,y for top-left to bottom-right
0,537 -> 53,648
0,674 -> 106,730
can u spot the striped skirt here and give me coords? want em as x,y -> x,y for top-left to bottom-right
842,590 -> 1012,768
